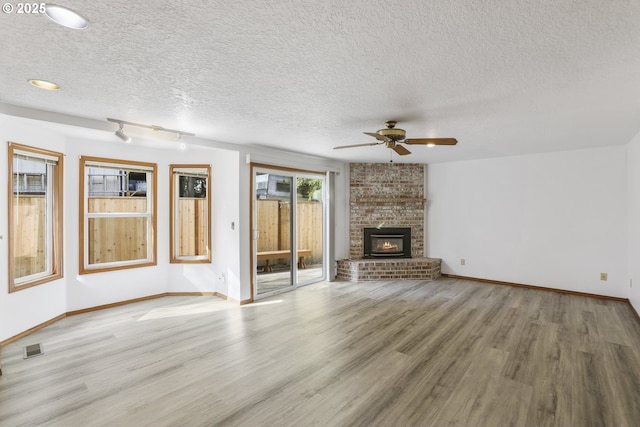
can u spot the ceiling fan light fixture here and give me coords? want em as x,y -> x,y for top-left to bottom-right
335,120 -> 458,155
44,4 -> 89,30
28,79 -> 60,90
378,127 -> 406,141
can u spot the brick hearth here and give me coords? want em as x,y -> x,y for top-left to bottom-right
338,162 -> 441,282
337,257 -> 441,282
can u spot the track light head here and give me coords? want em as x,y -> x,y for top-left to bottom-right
176,133 -> 186,150
115,123 -> 132,143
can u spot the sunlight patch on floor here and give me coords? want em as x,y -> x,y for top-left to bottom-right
137,299 -> 284,320
137,301 -> 230,321
241,299 -> 283,307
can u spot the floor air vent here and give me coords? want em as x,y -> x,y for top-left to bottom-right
23,343 -> 44,359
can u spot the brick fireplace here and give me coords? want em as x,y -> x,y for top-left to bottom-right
337,163 -> 441,281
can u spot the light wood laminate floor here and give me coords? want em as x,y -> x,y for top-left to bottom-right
1,278 -> 640,426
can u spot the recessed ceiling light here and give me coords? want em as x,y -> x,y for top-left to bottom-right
44,4 -> 88,30
28,79 -> 61,90
426,143 -> 436,148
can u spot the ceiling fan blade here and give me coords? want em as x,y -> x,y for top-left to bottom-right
392,144 -> 411,156
334,142 -> 383,150
405,138 -> 458,146
364,132 -> 391,142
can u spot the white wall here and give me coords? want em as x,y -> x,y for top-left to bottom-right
427,146 -> 628,298
63,137 -> 242,311
627,132 -> 640,313
0,113 -> 349,342
164,146 -> 240,299
0,116 -> 68,340
0,114 -> 244,341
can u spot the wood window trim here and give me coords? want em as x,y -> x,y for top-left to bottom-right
169,164 -> 212,264
8,142 -> 64,293
79,156 -> 157,275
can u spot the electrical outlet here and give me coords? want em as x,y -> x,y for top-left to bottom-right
460,259 -> 465,266
600,273 -> 608,281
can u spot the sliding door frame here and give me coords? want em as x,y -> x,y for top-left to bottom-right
250,163 -> 327,300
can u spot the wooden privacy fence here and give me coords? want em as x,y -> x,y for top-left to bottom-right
87,197 -> 208,263
177,198 -> 207,257
14,196 -> 208,274
88,197 -> 207,263
13,196 -> 321,275
13,196 -> 46,278
256,199 -> 323,265
88,197 -> 148,264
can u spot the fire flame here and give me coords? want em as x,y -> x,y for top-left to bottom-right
381,241 -> 399,251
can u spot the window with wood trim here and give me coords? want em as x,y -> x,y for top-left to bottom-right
80,156 -> 157,274
8,142 -> 63,292
169,164 -> 211,263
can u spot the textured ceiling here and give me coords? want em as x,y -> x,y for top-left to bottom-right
1,0 -> 640,163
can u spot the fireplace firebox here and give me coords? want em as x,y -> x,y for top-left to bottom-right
363,227 -> 411,258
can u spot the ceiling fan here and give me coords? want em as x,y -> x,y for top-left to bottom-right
334,120 -> 457,156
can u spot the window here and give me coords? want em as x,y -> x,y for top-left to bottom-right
169,165 -> 211,263
80,156 -> 156,274
8,142 -> 63,292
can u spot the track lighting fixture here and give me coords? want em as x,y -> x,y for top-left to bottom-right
114,123 -> 132,143
107,118 -> 194,148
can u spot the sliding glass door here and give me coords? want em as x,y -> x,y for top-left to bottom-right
252,166 -> 325,298
295,174 -> 324,285
254,171 -> 294,295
